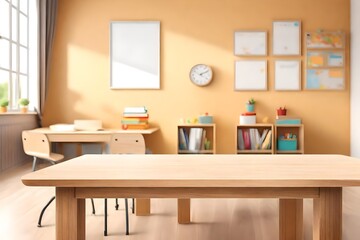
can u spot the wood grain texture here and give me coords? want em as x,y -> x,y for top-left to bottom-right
5,163 -> 360,240
279,199 -> 303,240
313,188 -> 342,240
178,199 -> 191,224
56,188 -> 85,240
75,187 -> 320,199
135,198 -> 150,216
22,154 -> 360,187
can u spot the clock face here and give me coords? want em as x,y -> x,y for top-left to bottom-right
189,64 -> 213,86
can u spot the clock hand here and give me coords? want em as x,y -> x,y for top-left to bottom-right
200,70 -> 209,76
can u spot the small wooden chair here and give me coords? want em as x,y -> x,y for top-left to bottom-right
104,133 -> 146,236
22,131 -> 63,172
22,131 -> 96,227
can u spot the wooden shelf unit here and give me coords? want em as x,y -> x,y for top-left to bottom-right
236,124 -> 274,154
275,124 -> 304,154
177,124 -> 216,154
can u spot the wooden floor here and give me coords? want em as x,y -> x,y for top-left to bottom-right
2,162 -> 360,240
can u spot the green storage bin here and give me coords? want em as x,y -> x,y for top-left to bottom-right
277,139 -> 297,151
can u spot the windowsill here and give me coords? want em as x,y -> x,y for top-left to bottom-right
0,111 -> 37,116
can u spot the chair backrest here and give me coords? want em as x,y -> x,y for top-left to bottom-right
22,131 -> 51,159
109,133 -> 146,154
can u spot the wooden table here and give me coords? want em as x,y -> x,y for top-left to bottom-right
22,154 -> 360,240
28,127 -> 158,216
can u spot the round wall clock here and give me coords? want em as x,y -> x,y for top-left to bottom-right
189,64 -> 213,86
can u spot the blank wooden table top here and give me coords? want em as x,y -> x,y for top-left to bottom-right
22,154 -> 360,188
30,127 -> 159,135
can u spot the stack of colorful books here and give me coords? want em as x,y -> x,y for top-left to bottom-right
121,106 -> 149,130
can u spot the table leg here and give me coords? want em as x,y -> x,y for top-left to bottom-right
279,199 -> 303,240
178,198 -> 191,224
76,143 -> 82,156
135,198 -> 150,216
313,187 -> 342,240
56,187 -> 85,240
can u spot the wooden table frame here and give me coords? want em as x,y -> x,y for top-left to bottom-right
29,127 -> 159,216
55,187 -> 340,240
23,154 -> 357,240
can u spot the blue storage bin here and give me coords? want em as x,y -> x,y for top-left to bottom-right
277,139 -> 297,151
198,115 -> 213,124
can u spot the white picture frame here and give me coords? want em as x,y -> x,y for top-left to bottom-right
272,20 -> 301,56
274,60 -> 301,91
234,31 -> 267,56
235,60 -> 267,91
110,21 -> 160,89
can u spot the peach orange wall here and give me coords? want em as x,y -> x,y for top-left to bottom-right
44,0 -> 350,154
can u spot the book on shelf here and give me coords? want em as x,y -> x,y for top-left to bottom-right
275,115 -> 301,124
188,128 -> 203,151
121,118 -> 148,124
238,128 -> 271,151
178,128 -> 187,150
259,129 -> 269,145
122,123 -> 149,130
237,129 -> 245,150
254,129 -> 261,149
123,106 -> 147,114
249,129 -> 256,150
261,130 -> 272,150
123,113 -> 149,118
201,129 -> 207,150
122,116 -> 149,121
242,129 -> 251,150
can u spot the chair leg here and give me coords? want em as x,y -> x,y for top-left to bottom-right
37,196 -> 56,227
32,157 -> 37,172
132,198 -> 135,214
115,198 -> 119,210
125,198 -> 129,235
91,198 -> 96,214
104,198 -> 108,236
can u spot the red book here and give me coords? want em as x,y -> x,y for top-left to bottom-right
243,129 -> 251,150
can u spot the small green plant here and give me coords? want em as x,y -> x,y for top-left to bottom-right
0,99 -> 9,107
247,98 -> 256,104
18,98 -> 30,106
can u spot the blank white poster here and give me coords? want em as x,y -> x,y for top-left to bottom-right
110,21 -> 160,89
235,60 -> 267,90
234,31 -> 267,56
273,21 -> 301,55
275,60 -> 301,90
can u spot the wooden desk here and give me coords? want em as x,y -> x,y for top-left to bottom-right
30,127 -> 158,143
29,127 -> 158,216
22,154 -> 360,240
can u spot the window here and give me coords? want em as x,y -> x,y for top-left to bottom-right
0,0 -> 37,111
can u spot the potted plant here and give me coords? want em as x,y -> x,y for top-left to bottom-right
0,99 -> 9,113
246,98 -> 256,112
277,106 -> 287,116
18,98 -> 29,113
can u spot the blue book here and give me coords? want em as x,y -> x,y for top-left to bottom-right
276,119 -> 301,124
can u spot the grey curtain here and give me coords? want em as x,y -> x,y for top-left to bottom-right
39,0 -> 58,121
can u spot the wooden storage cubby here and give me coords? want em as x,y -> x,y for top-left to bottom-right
275,124 -> 304,154
235,124 -> 274,154
177,124 -> 216,154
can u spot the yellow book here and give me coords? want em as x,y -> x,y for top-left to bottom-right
261,130 -> 272,150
